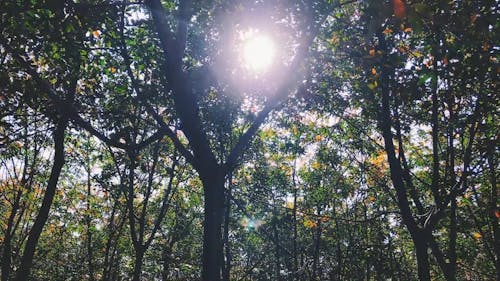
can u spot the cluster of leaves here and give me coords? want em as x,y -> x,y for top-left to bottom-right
0,0 -> 497,281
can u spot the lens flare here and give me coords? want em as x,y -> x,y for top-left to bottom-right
242,34 -> 275,72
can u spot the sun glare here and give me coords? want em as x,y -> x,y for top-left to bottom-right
242,34 -> 276,72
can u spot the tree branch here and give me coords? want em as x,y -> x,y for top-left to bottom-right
0,37 -> 128,151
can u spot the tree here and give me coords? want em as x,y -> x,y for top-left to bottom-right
1,0 -> 497,280
324,0 -> 498,279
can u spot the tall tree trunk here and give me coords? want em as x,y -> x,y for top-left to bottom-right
86,154 -> 96,281
311,205 -> 322,281
415,238 -> 431,281
377,31 -> 431,281
132,247 -> 145,281
273,217 -> 281,281
161,239 -> 175,281
447,198 -> 457,281
201,165 -> 225,281
1,190 -> 22,281
487,143 -> 500,280
292,168 -> 299,281
13,117 -> 67,281
222,173 -> 232,281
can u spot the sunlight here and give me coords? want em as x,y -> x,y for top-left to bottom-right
242,33 -> 276,72
239,216 -> 264,231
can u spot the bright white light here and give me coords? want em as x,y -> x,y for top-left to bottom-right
242,34 -> 275,72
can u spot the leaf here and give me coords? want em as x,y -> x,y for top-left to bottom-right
371,68 -> 377,75
393,0 -> 406,19
92,30 -> 101,38
411,51 -> 423,58
472,232 -> 482,240
443,56 -> 449,66
382,28 -> 393,35
369,49 -> 376,57
303,218 -> 317,228
367,81 -> 378,90
311,161 -> 321,170
470,14 -> 478,24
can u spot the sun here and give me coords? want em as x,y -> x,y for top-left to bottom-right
242,33 -> 276,72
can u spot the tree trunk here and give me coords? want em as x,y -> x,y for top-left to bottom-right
292,182 -> 299,281
415,238 -> 431,281
487,144 -> 500,281
446,198 -> 457,281
222,173 -> 232,281
86,157 -> 96,281
1,190 -> 22,281
376,31 -> 432,281
161,242 -> 173,281
13,117 -> 67,281
132,247 -> 145,281
311,206 -> 322,281
1,230 -> 13,281
273,217 -> 281,281
201,166 -> 225,281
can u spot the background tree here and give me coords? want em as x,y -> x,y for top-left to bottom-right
1,0 -> 497,281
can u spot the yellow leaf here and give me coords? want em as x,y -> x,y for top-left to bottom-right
311,161 -> 321,170
314,134 -> 323,142
472,232 -> 482,239
369,49 -> 376,57
303,218 -> 317,228
330,33 -> 339,44
411,51 -> 423,58
92,30 -> 101,38
109,66 -> 116,73
371,68 -> 377,75
367,81 -> 378,90
284,201 -> 294,209
446,34 -> 455,44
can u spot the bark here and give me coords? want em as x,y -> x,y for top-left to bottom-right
487,143 -> 500,280
86,155 -> 96,281
377,32 -> 430,281
292,165 -> 299,281
200,166 -> 226,281
311,206 -> 322,281
273,216 -> 281,281
447,198 -> 458,281
222,174 -> 233,281
415,239 -> 431,281
1,190 -> 22,281
13,117 -> 67,281
132,247 -> 145,281
161,236 -> 177,281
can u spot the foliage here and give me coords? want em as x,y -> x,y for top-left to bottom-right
0,0 -> 497,281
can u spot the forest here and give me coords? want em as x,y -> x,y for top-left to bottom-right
0,0 -> 498,280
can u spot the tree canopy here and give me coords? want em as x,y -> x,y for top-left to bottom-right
0,0 -> 498,281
